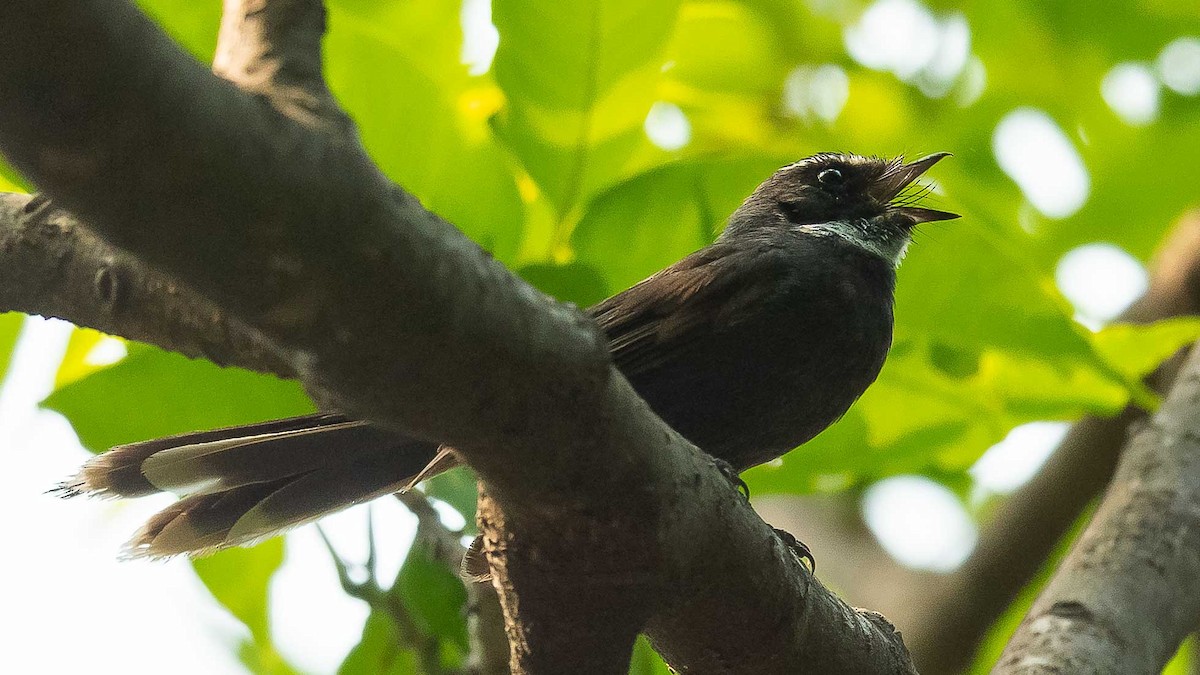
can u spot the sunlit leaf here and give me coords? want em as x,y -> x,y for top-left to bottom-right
43,343 -> 314,452
338,611 -> 419,675
1091,319 -> 1200,380
0,312 -> 25,380
1163,637 -> 1196,675
573,157 -> 782,291
0,164 -> 23,191
423,467 -> 479,531
629,635 -> 673,675
54,327 -> 122,389
136,0 -> 220,59
492,0 -> 684,215
665,1 -> 786,96
193,541 -> 297,675
193,542 -> 280,643
393,542 -> 469,653
325,2 -> 525,262
518,261 -> 612,308
747,337 -> 1130,494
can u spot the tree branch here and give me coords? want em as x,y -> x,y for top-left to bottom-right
995,338 -> 1200,672
214,0 -> 350,129
0,1 -> 916,672
0,191 -> 293,376
395,491 -> 509,675
317,515 -> 452,675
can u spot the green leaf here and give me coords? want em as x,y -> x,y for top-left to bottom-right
136,0 -> 220,60
628,635 -> 672,675
324,2 -> 525,262
893,192 -> 1099,369
193,541 -> 297,675
54,327 -> 118,389
573,158 -> 781,291
1163,636 -> 1196,675
193,542 -> 282,643
0,312 -> 25,380
423,467 -> 479,532
492,0 -> 684,215
1091,318 -> 1200,380
665,0 -> 790,96
0,164 -> 24,191
393,542 -> 469,653
43,343 -> 314,452
746,339 -> 1129,495
518,261 -> 611,308
338,611 -> 420,675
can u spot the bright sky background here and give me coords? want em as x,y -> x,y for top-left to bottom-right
4,0 -> 1196,672
0,320 -> 417,674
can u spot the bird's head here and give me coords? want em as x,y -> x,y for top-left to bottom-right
723,152 -> 959,267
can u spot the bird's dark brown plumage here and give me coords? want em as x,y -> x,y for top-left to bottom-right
59,152 -> 957,557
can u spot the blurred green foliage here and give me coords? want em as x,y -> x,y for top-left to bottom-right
194,541 -> 298,675
339,611 -> 421,675
0,313 -> 24,376
44,343 -> 314,451
19,0 -> 1200,672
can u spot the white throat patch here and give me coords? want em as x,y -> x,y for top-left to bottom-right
792,220 -> 910,269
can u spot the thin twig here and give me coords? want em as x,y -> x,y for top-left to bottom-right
316,512 -> 453,675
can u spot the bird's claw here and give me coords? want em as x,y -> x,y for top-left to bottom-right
711,457 -> 750,499
773,527 -> 816,574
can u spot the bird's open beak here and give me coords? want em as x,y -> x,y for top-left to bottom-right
871,152 -> 959,223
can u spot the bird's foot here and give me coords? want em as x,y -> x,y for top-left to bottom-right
773,527 -> 816,574
711,457 -> 750,499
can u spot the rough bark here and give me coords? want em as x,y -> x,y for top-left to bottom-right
0,1 -> 916,672
994,339 -> 1200,673
0,192 -> 294,377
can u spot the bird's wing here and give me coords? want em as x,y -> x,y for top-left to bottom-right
587,242 -> 786,379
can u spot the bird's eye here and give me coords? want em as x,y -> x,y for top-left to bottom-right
817,168 -> 844,186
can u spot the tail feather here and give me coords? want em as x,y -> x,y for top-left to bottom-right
226,456 -> 414,547
57,414 -> 452,558
55,413 -> 351,498
127,478 -> 295,558
140,421 -> 400,494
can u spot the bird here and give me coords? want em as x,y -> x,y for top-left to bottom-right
57,152 -> 957,559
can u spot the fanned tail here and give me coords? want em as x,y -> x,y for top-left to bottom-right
55,413 -> 451,558
54,413 -> 353,499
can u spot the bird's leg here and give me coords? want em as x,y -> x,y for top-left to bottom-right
710,457 -> 750,499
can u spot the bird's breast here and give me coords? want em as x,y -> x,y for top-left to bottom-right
637,244 -> 896,471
